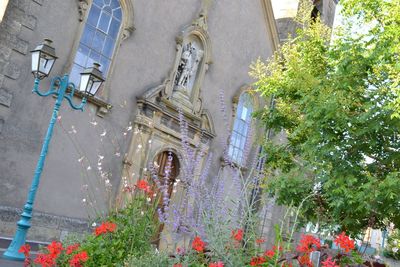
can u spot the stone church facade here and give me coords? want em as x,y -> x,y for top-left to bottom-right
0,0 -> 336,248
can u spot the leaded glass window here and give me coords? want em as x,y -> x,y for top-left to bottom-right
70,0 -> 122,87
228,93 -> 254,165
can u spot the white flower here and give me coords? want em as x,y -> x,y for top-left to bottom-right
92,222 -> 97,227
115,152 -> 121,157
90,121 -> 98,126
138,144 -> 142,149
100,130 -> 107,137
69,125 -> 77,134
82,198 -> 87,203
78,156 -> 84,163
147,197 -> 151,202
127,126 -> 132,131
393,247 -> 399,253
57,116 -> 62,121
148,140 -> 152,144
140,211 -> 144,216
87,166 -> 91,170
98,155 -> 104,160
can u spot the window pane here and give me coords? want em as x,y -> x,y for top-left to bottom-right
228,145 -> 233,158
103,5 -> 112,14
81,25 -> 95,47
87,5 -> 101,27
241,106 -> 248,120
98,11 -> 111,33
103,37 -> 115,58
113,7 -> 122,20
92,31 -> 106,53
110,0 -> 120,9
87,50 -> 101,67
74,45 -> 89,67
108,18 -> 121,39
99,56 -> 110,75
70,64 -> 84,86
93,0 -> 104,7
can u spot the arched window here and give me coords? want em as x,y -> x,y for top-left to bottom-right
228,92 -> 254,165
70,0 -> 122,87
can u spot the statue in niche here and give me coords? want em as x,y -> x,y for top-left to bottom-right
174,42 -> 203,94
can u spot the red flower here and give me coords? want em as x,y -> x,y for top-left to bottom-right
334,232 -> 355,253
209,261 -> 224,267
46,241 -> 63,258
69,251 -> 89,267
66,243 -> 80,255
250,256 -> 266,266
94,221 -> 117,236
298,254 -> 313,267
34,253 -> 56,267
231,229 -> 243,241
281,263 -> 293,267
296,234 -> 321,253
256,238 -> 265,244
192,236 -> 205,253
264,249 -> 275,258
173,264 -> 183,267
321,256 -> 339,267
19,244 -> 30,256
136,179 -> 152,193
19,244 -> 31,267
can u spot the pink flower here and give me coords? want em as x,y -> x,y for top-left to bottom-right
209,261 -> 224,267
321,256 -> 339,267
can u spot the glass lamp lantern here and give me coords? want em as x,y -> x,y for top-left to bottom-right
31,39 -> 57,79
79,63 -> 104,97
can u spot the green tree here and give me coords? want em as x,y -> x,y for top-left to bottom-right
250,0 -> 400,235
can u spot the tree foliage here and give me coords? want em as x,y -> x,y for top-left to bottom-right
250,0 -> 400,235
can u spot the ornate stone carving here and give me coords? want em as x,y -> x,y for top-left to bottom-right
77,0 -> 89,22
174,42 -> 204,94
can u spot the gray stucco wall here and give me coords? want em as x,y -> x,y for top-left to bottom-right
0,0 -> 276,240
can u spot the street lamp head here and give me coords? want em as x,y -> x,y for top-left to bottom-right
79,63 -> 105,97
31,39 -> 57,80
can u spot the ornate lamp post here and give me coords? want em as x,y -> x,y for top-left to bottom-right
3,39 -> 104,261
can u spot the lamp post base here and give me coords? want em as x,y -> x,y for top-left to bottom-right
3,212 -> 32,261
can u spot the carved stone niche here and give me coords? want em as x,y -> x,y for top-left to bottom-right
162,24 -> 212,116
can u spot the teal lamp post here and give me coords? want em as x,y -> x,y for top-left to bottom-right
3,39 -> 104,261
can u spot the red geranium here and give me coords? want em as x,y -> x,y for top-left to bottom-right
19,244 -> 31,256
209,261 -> 224,267
19,244 -> 31,267
250,256 -> 266,266
334,232 -> 355,253
34,253 -> 56,267
256,238 -> 265,244
47,241 -> 63,258
192,236 -> 206,253
264,249 -> 275,258
321,256 -> 339,267
69,251 -> 89,267
231,229 -> 243,241
298,254 -> 313,267
296,234 -> 321,253
173,264 -> 183,267
66,243 -> 80,255
94,221 -> 117,236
